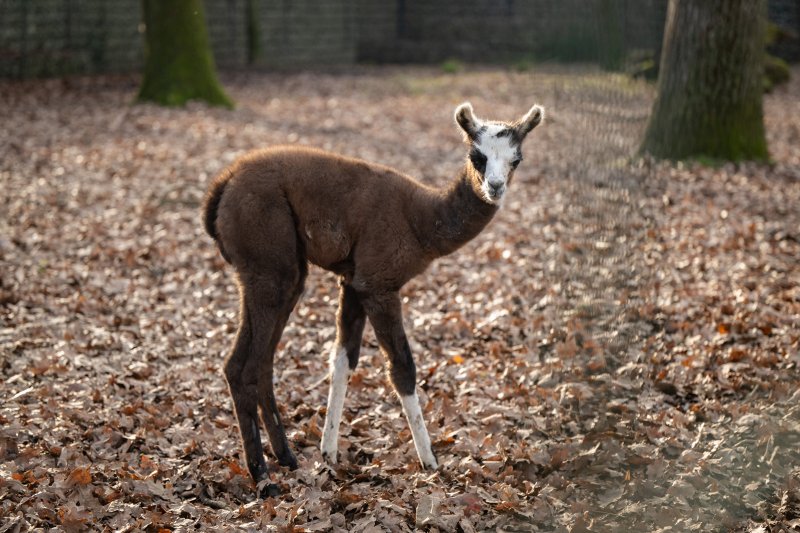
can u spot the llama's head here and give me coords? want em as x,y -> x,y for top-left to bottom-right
455,102 -> 544,205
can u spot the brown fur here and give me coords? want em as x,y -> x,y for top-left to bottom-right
207,146 -> 495,286
202,104 -> 542,493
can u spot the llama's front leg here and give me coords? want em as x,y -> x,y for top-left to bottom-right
362,292 -> 438,470
321,283 -> 366,464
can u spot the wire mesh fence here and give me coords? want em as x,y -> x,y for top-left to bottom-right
3,1 -> 798,79
0,0 -> 670,78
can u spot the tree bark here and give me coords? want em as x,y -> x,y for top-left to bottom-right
640,0 -> 768,161
137,0 -> 233,108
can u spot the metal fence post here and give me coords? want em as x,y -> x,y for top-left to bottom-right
19,0 -> 28,78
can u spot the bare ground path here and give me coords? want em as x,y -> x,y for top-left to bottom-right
1,66 -> 799,531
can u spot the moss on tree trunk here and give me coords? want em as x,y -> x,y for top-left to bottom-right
640,0 -> 768,162
137,0 -> 233,108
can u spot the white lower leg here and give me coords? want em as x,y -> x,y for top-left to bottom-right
400,392 -> 438,469
320,346 -> 349,464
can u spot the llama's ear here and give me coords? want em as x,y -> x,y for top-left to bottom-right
513,104 -> 544,140
455,102 -> 481,140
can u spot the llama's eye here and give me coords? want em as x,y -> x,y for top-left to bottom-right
469,151 -> 487,173
511,158 -> 522,169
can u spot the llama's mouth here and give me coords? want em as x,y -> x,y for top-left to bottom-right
483,186 -> 505,204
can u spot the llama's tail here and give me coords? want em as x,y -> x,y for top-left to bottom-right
203,171 -> 232,264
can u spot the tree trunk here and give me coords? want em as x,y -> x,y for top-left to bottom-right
640,0 -> 768,161
138,0 -> 233,108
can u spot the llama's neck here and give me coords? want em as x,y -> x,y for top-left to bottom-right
417,167 -> 498,258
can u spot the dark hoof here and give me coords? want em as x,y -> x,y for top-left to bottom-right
278,451 -> 298,470
248,460 -> 269,484
258,482 -> 281,499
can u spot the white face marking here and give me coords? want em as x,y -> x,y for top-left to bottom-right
320,346 -> 349,464
400,393 -> 438,469
472,123 -> 521,205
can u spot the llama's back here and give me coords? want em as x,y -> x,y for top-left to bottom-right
205,145 -> 429,271
228,145 -> 424,227
234,145 -> 418,196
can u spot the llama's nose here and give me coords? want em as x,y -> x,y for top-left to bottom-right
487,179 -> 504,195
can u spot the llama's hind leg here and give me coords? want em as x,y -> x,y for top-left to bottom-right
361,291 -> 437,470
321,282 -> 366,464
220,192 -> 305,494
229,270 -> 300,496
224,304 -> 270,484
256,266 -> 306,470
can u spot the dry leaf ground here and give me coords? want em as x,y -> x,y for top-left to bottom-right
1,66 -> 799,532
